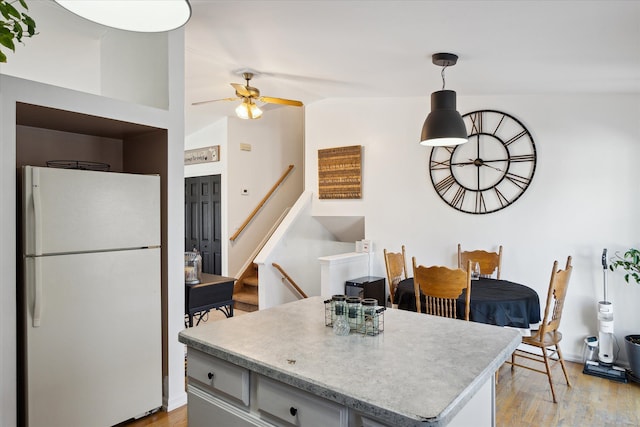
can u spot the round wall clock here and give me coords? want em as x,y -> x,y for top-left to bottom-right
429,109 -> 537,214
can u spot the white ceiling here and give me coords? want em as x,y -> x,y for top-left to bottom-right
18,1 -> 640,136
184,0 -> 640,135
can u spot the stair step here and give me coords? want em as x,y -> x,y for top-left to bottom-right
235,300 -> 258,312
244,276 -> 259,288
234,289 -> 258,312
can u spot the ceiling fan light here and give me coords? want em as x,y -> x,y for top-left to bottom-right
420,90 -> 468,146
235,101 -> 263,120
53,0 -> 191,33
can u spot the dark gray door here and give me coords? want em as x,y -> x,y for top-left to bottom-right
185,175 -> 221,274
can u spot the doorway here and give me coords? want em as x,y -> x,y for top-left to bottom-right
185,175 -> 222,274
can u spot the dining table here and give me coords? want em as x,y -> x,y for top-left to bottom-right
394,276 -> 541,335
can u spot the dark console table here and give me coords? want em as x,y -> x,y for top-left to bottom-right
185,273 -> 236,327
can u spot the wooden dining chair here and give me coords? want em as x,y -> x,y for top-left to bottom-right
412,257 -> 472,320
384,245 -> 409,307
507,256 -> 573,403
457,244 -> 503,279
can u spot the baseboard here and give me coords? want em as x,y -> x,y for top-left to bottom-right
163,391 -> 188,412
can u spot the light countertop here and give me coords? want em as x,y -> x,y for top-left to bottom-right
179,296 -> 520,426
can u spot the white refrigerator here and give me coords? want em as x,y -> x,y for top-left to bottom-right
21,166 -> 162,427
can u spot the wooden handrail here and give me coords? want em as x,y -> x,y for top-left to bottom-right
233,208 -> 290,280
272,262 -> 308,299
230,164 -> 294,242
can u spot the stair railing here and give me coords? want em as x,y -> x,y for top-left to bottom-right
230,164 -> 295,242
233,208 -> 290,283
272,262 -> 308,299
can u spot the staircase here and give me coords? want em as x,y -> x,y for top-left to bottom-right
233,263 -> 259,312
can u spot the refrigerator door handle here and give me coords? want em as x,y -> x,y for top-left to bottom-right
32,167 -> 43,256
33,257 -> 42,327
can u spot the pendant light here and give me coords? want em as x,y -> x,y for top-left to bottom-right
53,0 -> 191,33
420,53 -> 468,146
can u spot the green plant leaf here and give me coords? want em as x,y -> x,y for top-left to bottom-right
22,13 -> 35,35
22,13 -> 34,26
610,248 -> 640,284
4,1 -> 19,19
0,0 -> 37,63
12,21 -> 22,41
0,32 -> 15,50
0,3 -> 10,20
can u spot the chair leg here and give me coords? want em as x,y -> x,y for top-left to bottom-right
510,352 -> 515,371
541,347 -> 557,403
555,344 -> 571,387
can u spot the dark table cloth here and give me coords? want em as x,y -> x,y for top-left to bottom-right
395,277 -> 541,329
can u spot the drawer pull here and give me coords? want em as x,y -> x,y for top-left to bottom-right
289,406 -> 298,416
207,372 -> 214,380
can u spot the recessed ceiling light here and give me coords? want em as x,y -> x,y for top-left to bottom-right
53,0 -> 192,33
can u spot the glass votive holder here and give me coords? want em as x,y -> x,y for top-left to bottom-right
346,296 -> 362,331
472,261 -> 480,280
331,294 -> 347,325
361,298 -> 378,335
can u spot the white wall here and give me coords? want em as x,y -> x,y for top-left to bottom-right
226,107 -> 304,277
305,94 -> 640,364
255,191 -> 357,309
101,32 -> 169,109
184,108 -> 305,277
0,1 -> 169,110
185,118 -> 228,176
0,1 -> 102,94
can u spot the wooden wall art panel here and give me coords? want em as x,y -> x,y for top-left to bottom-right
318,145 -> 362,199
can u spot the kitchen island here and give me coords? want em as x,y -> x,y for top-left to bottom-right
178,296 -> 521,426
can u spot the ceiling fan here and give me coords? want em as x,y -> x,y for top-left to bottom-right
192,72 -> 303,120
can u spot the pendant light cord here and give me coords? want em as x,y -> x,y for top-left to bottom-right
441,65 -> 448,90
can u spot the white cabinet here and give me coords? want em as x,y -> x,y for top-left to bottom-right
256,375 -> 348,426
185,349 -> 381,427
187,348 -> 250,406
188,386 -> 265,427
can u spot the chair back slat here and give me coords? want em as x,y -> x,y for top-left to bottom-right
384,245 -> 408,304
426,295 -> 458,319
538,256 -> 572,337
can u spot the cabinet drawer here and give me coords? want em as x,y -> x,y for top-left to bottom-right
256,375 -> 347,427
188,386 -> 268,427
187,349 -> 250,406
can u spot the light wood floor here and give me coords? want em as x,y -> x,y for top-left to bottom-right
495,360 -> 640,426
124,359 -> 640,427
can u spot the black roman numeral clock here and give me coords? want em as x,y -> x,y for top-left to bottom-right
429,110 -> 537,214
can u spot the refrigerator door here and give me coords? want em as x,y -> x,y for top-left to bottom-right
23,248 -> 162,427
23,166 -> 160,256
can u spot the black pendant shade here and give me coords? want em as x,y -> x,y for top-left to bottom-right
420,52 -> 468,147
420,90 -> 468,146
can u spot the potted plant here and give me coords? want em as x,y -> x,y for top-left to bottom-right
0,0 -> 37,63
609,248 -> 640,378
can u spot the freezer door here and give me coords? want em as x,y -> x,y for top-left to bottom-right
23,166 -> 160,255
23,248 -> 162,427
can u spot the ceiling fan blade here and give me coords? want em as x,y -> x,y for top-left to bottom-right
260,96 -> 303,107
231,82 -> 252,97
192,97 -> 240,106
